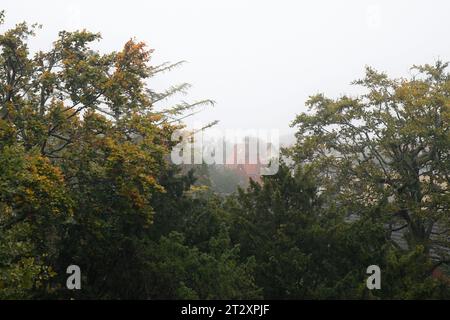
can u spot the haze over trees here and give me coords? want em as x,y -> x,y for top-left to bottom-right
0,13 -> 449,299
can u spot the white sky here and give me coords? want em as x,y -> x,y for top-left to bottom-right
1,0 -> 449,135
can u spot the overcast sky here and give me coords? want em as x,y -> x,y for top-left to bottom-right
1,0 -> 449,135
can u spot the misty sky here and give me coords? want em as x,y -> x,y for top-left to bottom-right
1,0 -> 449,135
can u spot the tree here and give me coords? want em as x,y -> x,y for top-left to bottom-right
143,231 -> 261,299
0,135 -> 72,298
226,163 -> 450,299
225,164 -> 377,298
0,12 -> 216,299
290,62 -> 450,266
2,11 -> 449,300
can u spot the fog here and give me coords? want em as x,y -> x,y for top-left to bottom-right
2,0 -> 449,135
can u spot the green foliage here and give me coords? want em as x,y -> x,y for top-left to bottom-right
0,12 -> 448,300
290,62 -> 450,253
0,223 -> 55,299
225,164 -> 378,299
379,246 -> 450,299
144,231 -> 261,299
